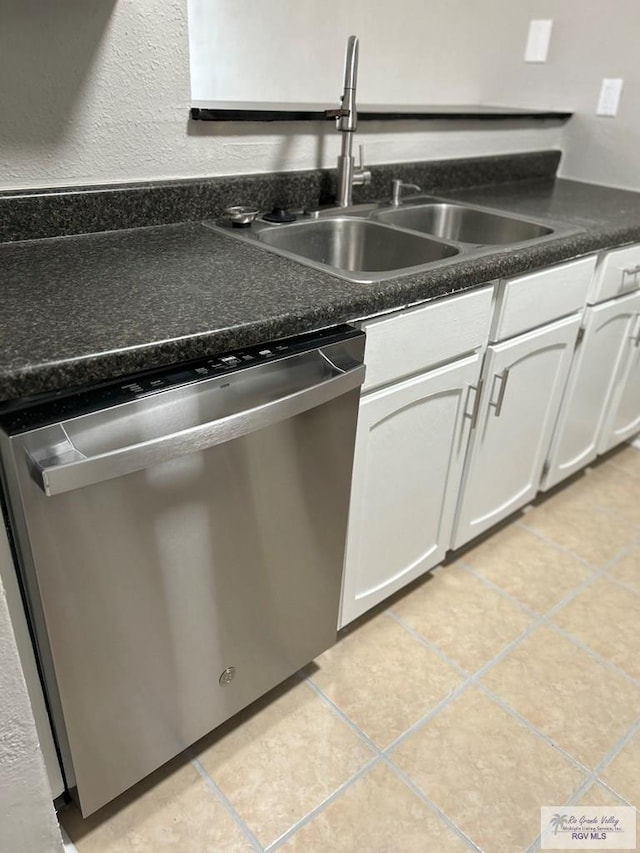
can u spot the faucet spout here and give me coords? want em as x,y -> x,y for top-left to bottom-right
337,36 -> 358,133
332,35 -> 371,207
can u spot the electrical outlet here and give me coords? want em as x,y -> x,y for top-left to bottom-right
524,20 -> 553,63
597,78 -> 624,116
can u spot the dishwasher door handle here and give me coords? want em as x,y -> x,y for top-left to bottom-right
29,363 -> 365,497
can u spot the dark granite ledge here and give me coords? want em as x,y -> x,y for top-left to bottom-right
0,150 -> 560,243
190,104 -> 572,123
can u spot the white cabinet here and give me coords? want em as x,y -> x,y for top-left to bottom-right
543,291 -> 640,489
340,287 -> 494,627
452,314 -> 581,549
340,248 -> 635,624
598,310 -> 640,452
340,353 -> 482,627
589,243 -> 640,304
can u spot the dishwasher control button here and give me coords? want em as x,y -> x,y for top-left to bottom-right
219,667 -> 236,686
220,356 -> 240,365
258,349 -> 273,357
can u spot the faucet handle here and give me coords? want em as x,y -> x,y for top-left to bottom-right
354,144 -> 372,187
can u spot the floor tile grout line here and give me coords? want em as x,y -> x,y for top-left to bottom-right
606,573 -> 640,599
388,606 -> 630,785
514,518 -> 601,572
456,560 -> 640,687
383,677 -> 475,754
559,718 -> 640,820
189,755 -> 264,853
301,669 -> 486,852
282,584 -> 635,852
517,515 -> 640,575
457,559 -> 545,619
593,777 -> 639,809
589,717 -> 640,781
381,616 -> 554,756
521,479 -> 640,530
388,571 -> 640,790
460,551 -> 609,625
525,718 -> 640,853
541,619 -> 640,688
474,682 -> 592,776
516,513 -> 640,571
265,756 -> 381,852
381,755 -> 483,852
272,483 -> 640,853
297,673 -> 381,755
385,610 -> 470,678
387,605 -> 545,685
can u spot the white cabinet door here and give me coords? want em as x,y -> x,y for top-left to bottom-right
452,314 -> 580,549
598,310 -> 640,452
339,353 -> 481,628
543,291 -> 640,489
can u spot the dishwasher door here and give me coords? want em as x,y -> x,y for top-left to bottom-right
0,330 -> 364,816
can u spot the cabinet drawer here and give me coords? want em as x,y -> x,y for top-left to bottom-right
491,255 -> 595,342
360,286 -> 493,392
589,243 -> 640,304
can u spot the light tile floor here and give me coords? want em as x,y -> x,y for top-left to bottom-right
60,445 -> 640,852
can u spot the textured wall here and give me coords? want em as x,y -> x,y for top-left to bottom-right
193,0 -> 640,191
0,527 -> 62,853
0,0 -> 563,191
1,0 -> 639,192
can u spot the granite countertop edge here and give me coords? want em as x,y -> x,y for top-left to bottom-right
2,178 -> 640,407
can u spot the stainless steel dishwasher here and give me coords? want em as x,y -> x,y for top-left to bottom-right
0,325 -> 365,817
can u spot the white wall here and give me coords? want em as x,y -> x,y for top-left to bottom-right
0,527 -> 62,853
191,0 -> 640,191
483,0 -> 640,190
1,0 -> 639,192
0,0 -> 563,191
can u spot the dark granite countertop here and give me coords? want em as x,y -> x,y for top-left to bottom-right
3,175 -> 640,406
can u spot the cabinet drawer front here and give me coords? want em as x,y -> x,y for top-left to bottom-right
492,256 -> 595,342
360,286 -> 493,392
589,243 -> 640,304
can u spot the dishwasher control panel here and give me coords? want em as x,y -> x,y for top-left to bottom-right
0,324 -> 362,435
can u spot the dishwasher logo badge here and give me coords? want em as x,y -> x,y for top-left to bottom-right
219,667 -> 236,686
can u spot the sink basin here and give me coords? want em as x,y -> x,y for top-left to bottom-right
256,218 -> 458,280
204,197 -> 579,285
372,203 -> 553,245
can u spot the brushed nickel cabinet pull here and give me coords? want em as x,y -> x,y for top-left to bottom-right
490,369 -> 510,417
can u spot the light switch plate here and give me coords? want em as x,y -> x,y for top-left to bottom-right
597,78 -> 624,116
524,20 -> 553,62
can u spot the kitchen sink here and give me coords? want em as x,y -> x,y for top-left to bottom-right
256,218 -> 459,280
372,203 -> 553,245
203,195 -> 580,284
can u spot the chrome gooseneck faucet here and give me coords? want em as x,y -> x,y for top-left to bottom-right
327,35 -> 371,207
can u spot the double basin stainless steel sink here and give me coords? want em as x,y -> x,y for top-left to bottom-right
205,196 -> 580,284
